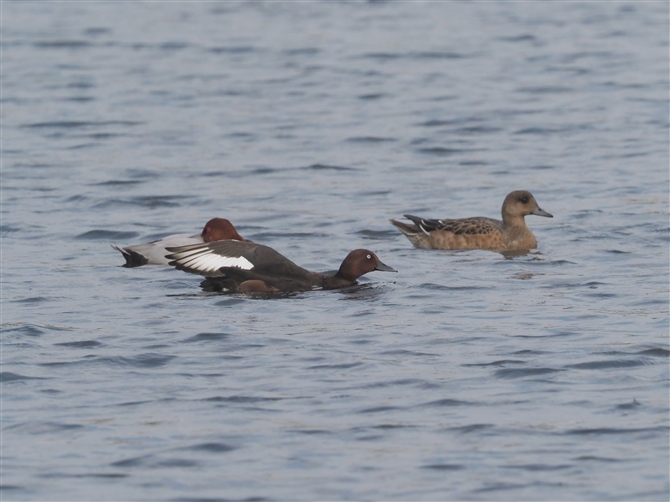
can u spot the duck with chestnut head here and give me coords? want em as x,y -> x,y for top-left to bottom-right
166,241 -> 396,293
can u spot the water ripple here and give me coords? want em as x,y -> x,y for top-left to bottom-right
566,358 -> 655,370
1,372 -> 44,382
40,354 -> 176,369
182,443 -> 237,453
75,230 -> 138,241
421,463 -> 465,471
494,368 -> 564,379
181,332 -> 234,343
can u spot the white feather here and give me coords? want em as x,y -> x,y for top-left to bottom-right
174,249 -> 253,273
114,233 -> 202,265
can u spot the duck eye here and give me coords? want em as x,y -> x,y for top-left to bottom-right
520,197 -> 529,204
366,254 -> 372,260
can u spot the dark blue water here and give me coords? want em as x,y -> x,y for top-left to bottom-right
3,2 -> 668,500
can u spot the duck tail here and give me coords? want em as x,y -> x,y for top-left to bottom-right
389,218 -> 420,236
111,244 -> 149,267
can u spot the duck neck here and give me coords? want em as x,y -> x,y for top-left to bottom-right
502,213 -> 528,229
336,262 -> 362,282
322,271 -> 356,289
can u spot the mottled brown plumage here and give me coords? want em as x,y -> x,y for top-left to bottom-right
390,190 -> 553,251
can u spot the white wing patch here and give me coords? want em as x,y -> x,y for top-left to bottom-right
168,245 -> 254,275
182,251 -> 253,273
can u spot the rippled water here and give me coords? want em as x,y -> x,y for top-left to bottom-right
3,2 -> 669,500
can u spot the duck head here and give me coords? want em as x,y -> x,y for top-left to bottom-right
201,218 -> 246,242
337,249 -> 397,282
501,190 -> 553,220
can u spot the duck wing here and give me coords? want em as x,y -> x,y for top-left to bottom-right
403,215 -> 501,236
166,240 -> 311,278
166,241 -> 256,276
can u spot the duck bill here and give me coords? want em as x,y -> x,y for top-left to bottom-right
531,207 -> 553,218
375,260 -> 397,273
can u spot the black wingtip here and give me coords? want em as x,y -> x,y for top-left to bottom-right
403,214 -> 425,227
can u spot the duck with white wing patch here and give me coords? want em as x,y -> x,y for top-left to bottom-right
167,240 -> 396,293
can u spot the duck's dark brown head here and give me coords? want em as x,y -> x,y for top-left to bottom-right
201,218 -> 246,243
336,249 -> 397,282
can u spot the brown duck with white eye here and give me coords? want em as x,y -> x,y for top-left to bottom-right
166,241 -> 397,293
390,190 -> 553,252
112,218 -> 246,267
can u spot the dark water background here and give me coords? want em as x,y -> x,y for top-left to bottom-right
3,2 -> 668,500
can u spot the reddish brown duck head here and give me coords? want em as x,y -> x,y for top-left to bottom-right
201,218 -> 246,243
336,249 -> 397,282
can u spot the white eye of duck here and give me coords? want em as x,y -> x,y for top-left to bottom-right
366,254 -> 372,259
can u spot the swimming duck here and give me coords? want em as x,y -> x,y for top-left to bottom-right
390,190 -> 552,251
166,240 -> 396,293
112,218 -> 245,267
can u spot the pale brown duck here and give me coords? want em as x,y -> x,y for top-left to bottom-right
390,190 -> 552,252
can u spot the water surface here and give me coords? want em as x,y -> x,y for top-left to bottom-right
3,2 -> 668,500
